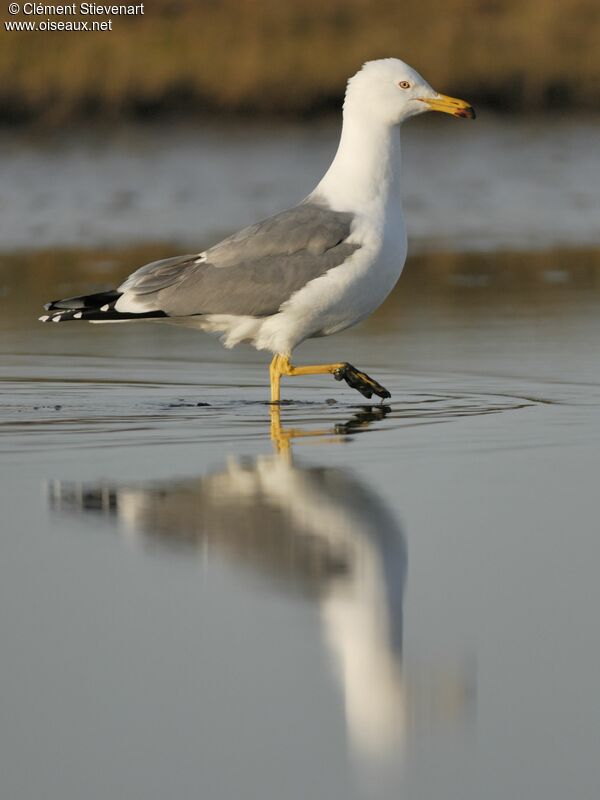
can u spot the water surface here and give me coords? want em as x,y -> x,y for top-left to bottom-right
1,115 -> 600,253
1,248 -> 600,799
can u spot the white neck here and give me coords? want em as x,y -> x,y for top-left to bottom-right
313,105 -> 403,215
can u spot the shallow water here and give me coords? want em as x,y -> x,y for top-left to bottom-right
1,248 -> 600,799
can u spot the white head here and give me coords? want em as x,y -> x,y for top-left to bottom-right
344,58 -> 475,126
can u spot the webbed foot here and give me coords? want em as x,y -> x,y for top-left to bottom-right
333,363 -> 391,400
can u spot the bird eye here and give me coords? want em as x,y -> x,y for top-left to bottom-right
398,80 -> 411,89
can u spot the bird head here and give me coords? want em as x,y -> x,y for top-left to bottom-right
345,58 -> 475,125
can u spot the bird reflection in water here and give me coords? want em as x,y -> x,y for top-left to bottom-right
268,402 -> 392,454
47,406 -> 468,765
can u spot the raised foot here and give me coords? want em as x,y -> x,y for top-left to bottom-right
333,363 -> 391,400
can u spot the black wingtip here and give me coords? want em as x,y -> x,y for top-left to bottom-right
43,290 -> 123,313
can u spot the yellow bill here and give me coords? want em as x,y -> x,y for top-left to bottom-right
420,94 -> 476,119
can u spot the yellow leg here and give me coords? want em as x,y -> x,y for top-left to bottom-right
287,361 -> 346,377
270,353 -> 346,403
269,354 -> 283,403
269,353 -> 391,402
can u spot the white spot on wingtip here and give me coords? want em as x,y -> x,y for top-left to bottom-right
52,315 -> 61,322
39,315 -> 49,322
100,304 -> 110,311
73,312 -> 83,319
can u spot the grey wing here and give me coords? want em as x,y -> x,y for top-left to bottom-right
117,201 -> 358,317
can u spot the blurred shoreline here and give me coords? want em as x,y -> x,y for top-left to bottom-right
4,244 -> 600,321
2,0 -> 600,125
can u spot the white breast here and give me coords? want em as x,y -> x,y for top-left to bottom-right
253,208 -> 407,354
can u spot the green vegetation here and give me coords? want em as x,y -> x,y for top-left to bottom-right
1,0 -> 599,123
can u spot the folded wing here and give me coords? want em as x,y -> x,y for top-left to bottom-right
115,201 -> 358,318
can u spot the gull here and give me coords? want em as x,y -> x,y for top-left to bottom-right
40,58 -> 474,402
